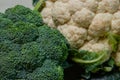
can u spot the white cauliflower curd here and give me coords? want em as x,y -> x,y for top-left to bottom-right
58,25 -> 87,48
80,39 -> 111,53
38,0 -> 120,67
41,0 -> 120,49
88,13 -> 113,37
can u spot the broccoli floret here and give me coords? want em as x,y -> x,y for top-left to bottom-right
8,22 -> 38,44
27,60 -> 64,80
4,5 -> 44,27
0,29 -> 10,42
0,13 -> 5,18
0,40 -> 20,53
0,17 -> 13,29
20,42 -> 45,71
0,51 -> 21,79
37,25 -> 69,63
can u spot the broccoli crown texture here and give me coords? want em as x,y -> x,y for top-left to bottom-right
4,5 -> 44,27
0,5 -> 69,79
27,60 -> 64,80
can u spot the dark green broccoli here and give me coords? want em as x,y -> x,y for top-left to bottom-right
8,22 -> 39,44
0,40 -> 20,53
0,29 -> 11,41
27,59 -> 64,80
4,5 -> 44,27
0,13 -> 5,18
20,42 -> 46,71
0,5 -> 69,80
37,25 -> 69,63
0,17 -> 13,29
0,51 -> 21,79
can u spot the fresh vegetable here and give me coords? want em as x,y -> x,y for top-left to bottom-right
0,5 -> 69,79
35,0 -> 120,48
33,0 -> 120,79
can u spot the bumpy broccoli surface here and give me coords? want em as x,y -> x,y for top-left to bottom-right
0,5 -> 69,79
37,25 -> 69,63
27,60 -> 64,80
4,5 -> 43,27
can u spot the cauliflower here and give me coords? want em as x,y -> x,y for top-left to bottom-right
51,1 -> 70,25
113,11 -> 120,19
111,11 -> 120,34
38,0 -> 120,68
72,8 -> 95,28
67,0 -> 84,14
84,0 -> 98,13
88,13 -> 113,37
97,0 -> 119,14
80,39 -> 111,53
40,0 -> 120,49
58,25 -> 87,48
111,19 -> 120,35
45,0 -> 54,8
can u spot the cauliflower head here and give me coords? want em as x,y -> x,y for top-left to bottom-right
40,0 -> 120,50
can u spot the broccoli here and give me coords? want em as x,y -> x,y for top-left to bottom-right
0,17 -> 13,29
0,5 -> 69,79
27,60 -> 64,80
0,13 -> 5,18
8,22 -> 39,44
37,25 -> 69,63
0,40 -> 20,53
4,5 -> 44,27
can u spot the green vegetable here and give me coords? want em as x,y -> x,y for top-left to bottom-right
34,0 -> 46,12
27,60 -> 64,80
0,5 -> 69,79
4,5 -> 44,26
71,50 -> 110,73
108,32 -> 120,52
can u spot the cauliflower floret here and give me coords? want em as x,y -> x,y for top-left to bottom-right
96,0 -> 102,2
58,0 -> 69,3
41,8 -> 52,24
51,1 -> 70,25
111,19 -> 120,35
97,0 -> 119,14
88,13 -> 113,37
67,19 -> 78,26
72,8 -> 95,28
79,0 -> 86,2
80,39 -> 111,52
67,0 -> 84,14
119,5 -> 120,10
84,0 -> 99,13
80,39 -> 96,52
40,0 -> 120,54
45,1 -> 54,8
58,25 -> 87,48
113,11 -> 120,20
47,19 -> 56,28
